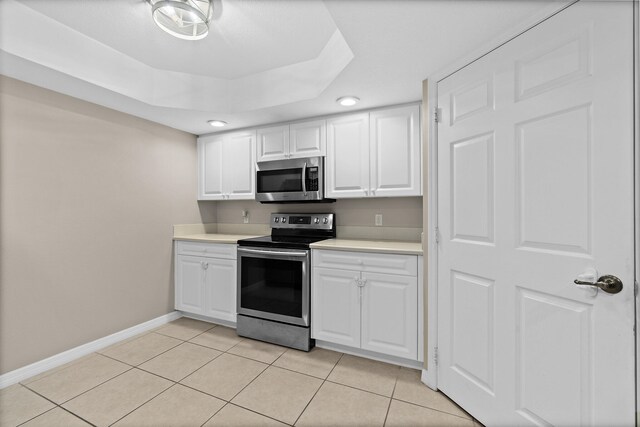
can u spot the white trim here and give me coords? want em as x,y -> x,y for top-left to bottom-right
423,0 -> 579,394
421,368 -> 437,390
425,78 -> 439,391
315,340 -> 423,370
633,0 -> 639,422
0,311 -> 182,389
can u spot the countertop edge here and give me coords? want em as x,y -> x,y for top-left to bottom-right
173,234 -> 259,244
309,240 -> 423,256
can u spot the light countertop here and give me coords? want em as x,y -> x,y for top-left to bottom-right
173,234 -> 261,244
310,239 -> 423,255
175,234 -> 423,255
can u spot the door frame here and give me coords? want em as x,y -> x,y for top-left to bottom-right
421,0 -> 638,398
634,0 -> 639,421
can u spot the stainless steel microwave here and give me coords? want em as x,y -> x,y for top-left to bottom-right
255,156 -> 334,203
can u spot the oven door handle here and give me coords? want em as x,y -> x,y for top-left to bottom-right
238,247 -> 308,257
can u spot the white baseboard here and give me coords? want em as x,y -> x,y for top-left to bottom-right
0,311 -> 182,389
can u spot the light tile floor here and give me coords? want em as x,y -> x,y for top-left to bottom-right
1,318 -> 484,427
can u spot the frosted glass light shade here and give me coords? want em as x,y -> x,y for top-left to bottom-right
150,0 -> 213,41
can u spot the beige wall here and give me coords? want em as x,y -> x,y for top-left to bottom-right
0,77 -> 202,374
208,197 -> 423,228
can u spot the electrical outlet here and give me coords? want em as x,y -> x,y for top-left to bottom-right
375,214 -> 383,226
243,216 -> 249,224
242,210 -> 249,224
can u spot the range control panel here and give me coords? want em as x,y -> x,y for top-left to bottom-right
270,213 -> 334,230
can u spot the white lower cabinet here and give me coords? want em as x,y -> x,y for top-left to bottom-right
312,249 -> 418,360
360,272 -> 417,359
312,268 -> 361,347
175,242 -> 237,323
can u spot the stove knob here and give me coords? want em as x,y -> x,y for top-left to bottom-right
314,217 -> 320,224
323,217 -> 329,224
281,217 -> 287,223
274,217 -> 279,223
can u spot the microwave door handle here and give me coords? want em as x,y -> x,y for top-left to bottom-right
302,162 -> 307,196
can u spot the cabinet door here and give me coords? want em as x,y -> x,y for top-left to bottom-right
369,105 -> 421,197
256,125 -> 289,162
175,255 -> 205,315
289,119 -> 325,159
311,267 -> 360,347
326,113 -> 370,198
361,271 -> 417,359
203,258 -> 237,323
197,135 -> 224,200
224,131 -> 255,200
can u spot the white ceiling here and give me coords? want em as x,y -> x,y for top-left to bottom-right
0,0 -> 565,135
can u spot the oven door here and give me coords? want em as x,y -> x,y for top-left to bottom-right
237,246 -> 310,327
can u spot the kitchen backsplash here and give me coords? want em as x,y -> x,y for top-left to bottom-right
194,197 -> 423,241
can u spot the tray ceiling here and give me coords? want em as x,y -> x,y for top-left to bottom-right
0,0 -> 566,135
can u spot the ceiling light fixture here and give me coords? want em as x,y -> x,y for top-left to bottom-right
336,96 -> 360,107
208,120 -> 227,127
149,0 -> 213,41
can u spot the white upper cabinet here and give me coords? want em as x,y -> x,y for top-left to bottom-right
224,131 -> 255,200
326,105 -> 421,199
289,119 -> 326,159
256,125 -> 289,162
198,135 -> 224,199
369,105 -> 421,197
256,120 -> 326,162
326,113 -> 370,198
198,130 -> 255,201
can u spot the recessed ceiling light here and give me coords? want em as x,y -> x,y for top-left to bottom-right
208,120 -> 227,127
336,96 -> 360,107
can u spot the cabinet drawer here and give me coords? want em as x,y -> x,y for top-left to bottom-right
312,249 -> 416,276
176,241 -> 237,259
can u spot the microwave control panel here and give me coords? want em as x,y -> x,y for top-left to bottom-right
306,167 -> 319,191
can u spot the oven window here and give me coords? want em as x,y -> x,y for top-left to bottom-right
257,168 -> 303,193
240,256 -> 303,319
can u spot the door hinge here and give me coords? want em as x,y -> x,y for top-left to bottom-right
434,108 -> 442,123
433,346 -> 438,367
434,226 -> 440,244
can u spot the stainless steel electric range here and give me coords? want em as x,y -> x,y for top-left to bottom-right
236,213 -> 335,351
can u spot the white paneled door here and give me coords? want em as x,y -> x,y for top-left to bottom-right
436,2 -> 635,426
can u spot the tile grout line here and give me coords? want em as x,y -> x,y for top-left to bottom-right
21,365 -> 134,407
106,380 -> 179,427
292,352 -> 346,426
390,396 -> 475,421
97,332 -> 186,367
58,405 -> 98,427
383,372 -> 400,426
198,401 -> 229,427
197,340 -> 304,425
137,345 -> 225,384
14,405 -> 58,427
